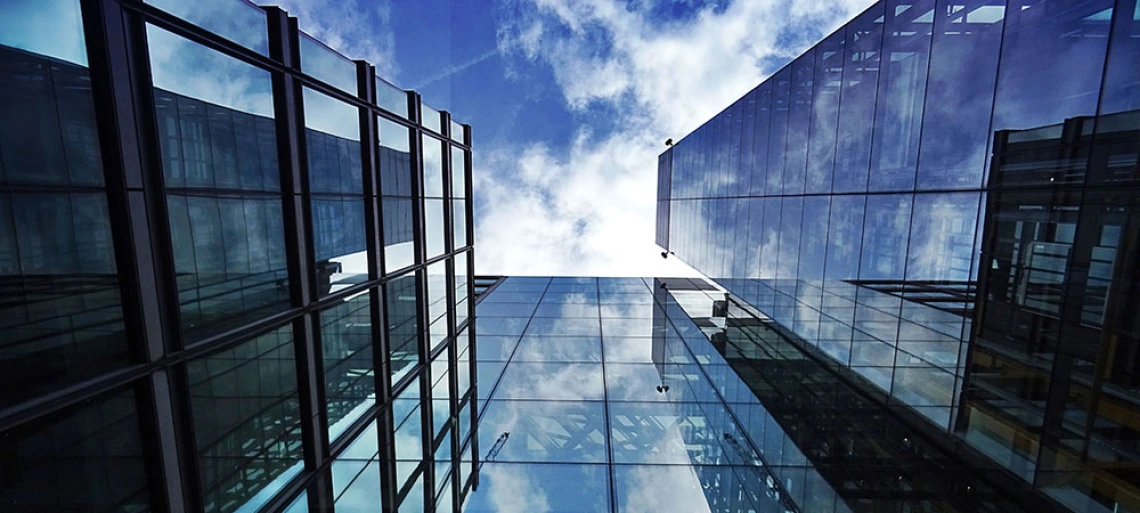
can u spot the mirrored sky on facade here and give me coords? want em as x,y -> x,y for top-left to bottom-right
272,0 -> 874,276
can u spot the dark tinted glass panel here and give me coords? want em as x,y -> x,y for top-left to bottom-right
0,4 -> 129,404
303,87 -> 367,296
385,271 -> 420,385
916,0 -> 1004,189
148,25 -> 289,342
0,389 -> 150,511
378,117 -> 415,272
321,289 -> 376,439
833,4 -> 884,193
188,326 -> 302,513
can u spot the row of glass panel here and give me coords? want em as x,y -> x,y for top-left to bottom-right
142,0 -> 468,138
0,0 -> 472,409
0,291 -> 474,513
666,0 -> 1139,200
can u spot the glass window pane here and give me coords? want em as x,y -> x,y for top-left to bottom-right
145,0 -> 269,54
393,392 -> 424,491
385,272 -> 420,384
832,4 -> 884,193
376,75 -> 408,118
454,252 -> 469,327
422,136 -> 444,198
859,194 -> 912,280
0,389 -> 150,511
514,336 -> 602,362
493,362 -> 604,401
806,30 -> 844,194
422,104 -> 442,134
449,120 -> 463,143
299,32 -> 357,94
450,146 -> 466,198
322,290 -> 377,440
148,24 -> 289,342
0,0 -> 133,407
869,0 -> 935,191
303,87 -> 367,294
478,400 -> 608,463
188,326 -> 302,513
334,461 -> 382,513
463,464 -> 609,513
783,50 -> 813,195
426,261 -> 448,328
916,0 -> 1004,189
608,401 -> 736,464
424,198 -> 445,258
378,117 -> 415,272
613,465 -> 779,513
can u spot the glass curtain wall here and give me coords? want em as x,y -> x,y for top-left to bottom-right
0,1 -> 475,513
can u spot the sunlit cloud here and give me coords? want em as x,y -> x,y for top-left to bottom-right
475,0 -> 873,277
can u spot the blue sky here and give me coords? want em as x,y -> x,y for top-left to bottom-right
275,0 -> 872,277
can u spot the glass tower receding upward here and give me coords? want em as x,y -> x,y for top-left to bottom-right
466,276 -> 1060,513
657,1 -> 1140,512
0,1 -> 475,513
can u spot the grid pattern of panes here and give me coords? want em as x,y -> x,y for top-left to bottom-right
469,277 -> 798,513
657,1 -> 1140,511
469,277 -> 1044,513
0,1 -> 475,513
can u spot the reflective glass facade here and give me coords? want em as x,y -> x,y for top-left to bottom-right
658,1 -> 1140,511
0,1 -> 475,512
469,277 -> 1054,512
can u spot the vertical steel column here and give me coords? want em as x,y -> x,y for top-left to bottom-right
81,0 -> 192,511
265,13 -> 331,513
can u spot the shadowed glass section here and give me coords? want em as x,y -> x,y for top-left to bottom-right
0,1 -> 130,407
188,326 -> 302,513
0,389 -> 150,511
302,87 -> 367,297
148,24 -> 289,343
321,289 -> 376,440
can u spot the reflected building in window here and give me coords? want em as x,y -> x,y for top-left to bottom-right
0,1 -> 475,513
466,276 -> 1061,512
657,1 -> 1140,512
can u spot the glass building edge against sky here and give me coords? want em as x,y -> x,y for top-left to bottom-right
0,1 -> 475,513
656,1 -> 1140,512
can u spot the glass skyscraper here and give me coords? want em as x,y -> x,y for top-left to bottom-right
0,1 -> 474,512
657,1 -> 1140,512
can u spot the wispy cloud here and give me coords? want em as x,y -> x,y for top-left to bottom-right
475,0 -> 873,277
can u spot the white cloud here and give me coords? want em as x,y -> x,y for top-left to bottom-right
475,0 -> 873,277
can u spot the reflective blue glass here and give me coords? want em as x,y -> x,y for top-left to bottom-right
513,336 -> 603,362
806,30 -> 844,193
832,4 -> 884,193
868,0 -> 934,191
463,464 -> 610,513
492,362 -> 604,401
765,68 -> 790,195
299,33 -> 357,94
915,0 -> 1004,189
477,400 -> 607,462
